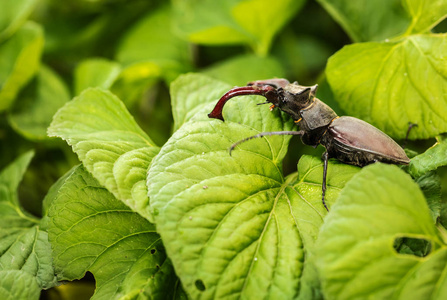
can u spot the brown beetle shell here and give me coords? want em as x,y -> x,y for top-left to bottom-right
323,116 -> 410,167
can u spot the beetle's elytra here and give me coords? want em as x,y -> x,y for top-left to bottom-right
208,79 -> 410,211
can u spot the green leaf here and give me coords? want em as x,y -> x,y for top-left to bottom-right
47,165 -> 179,299
74,58 -> 121,95
8,65 -> 71,140
1,227 -> 57,288
403,0 -> 447,34
170,73 -> 232,132
317,0 -> 409,42
409,134 -> 447,177
203,54 -> 285,86
0,21 -> 43,111
0,151 -> 58,297
0,270 -> 40,300
172,0 -> 304,55
0,0 -> 39,42
48,88 -> 159,220
316,163 -> 446,299
415,171 -> 442,222
230,0 -> 305,55
116,5 -> 191,82
327,34 -> 447,139
110,61 -> 160,107
148,79 -> 360,298
0,150 -> 37,229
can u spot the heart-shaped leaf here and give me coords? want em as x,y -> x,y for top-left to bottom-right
48,88 -> 159,220
147,75 -> 360,298
47,165 -> 181,299
317,163 -> 446,299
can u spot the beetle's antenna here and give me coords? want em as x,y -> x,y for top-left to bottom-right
402,122 -> 418,148
229,130 -> 304,155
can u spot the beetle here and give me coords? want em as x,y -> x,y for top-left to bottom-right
208,78 -> 410,211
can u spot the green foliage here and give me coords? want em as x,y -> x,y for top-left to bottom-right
327,34 -> 447,139
410,134 -> 447,177
0,152 -> 57,299
172,0 -> 305,55
317,0 -> 410,42
325,0 -> 447,139
317,163 -> 447,299
48,88 -> 159,220
0,0 -> 39,42
1,0 -> 447,299
0,21 -> 43,111
48,165 -> 181,299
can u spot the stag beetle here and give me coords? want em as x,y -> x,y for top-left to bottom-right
208,79 -> 410,211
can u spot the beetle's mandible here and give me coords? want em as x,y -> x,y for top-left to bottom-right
208,79 -> 410,211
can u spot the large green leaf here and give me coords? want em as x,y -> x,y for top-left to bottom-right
403,0 -> 447,34
0,21 -> 43,111
316,163 -> 446,299
317,0 -> 410,42
0,0 -> 38,42
172,0 -> 304,55
48,88 -> 159,220
409,134 -> 447,177
47,165 -> 181,299
327,33 -> 447,139
0,151 -> 58,298
148,75 -> 360,298
8,65 -> 71,140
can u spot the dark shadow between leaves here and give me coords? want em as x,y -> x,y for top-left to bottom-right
393,236 -> 432,258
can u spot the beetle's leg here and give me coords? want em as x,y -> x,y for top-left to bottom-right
229,130 -> 304,155
208,85 -> 277,121
322,151 -> 329,212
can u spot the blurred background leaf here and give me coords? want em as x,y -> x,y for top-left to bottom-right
316,0 -> 409,42
0,21 -> 43,111
172,0 -> 305,55
0,0 -> 39,42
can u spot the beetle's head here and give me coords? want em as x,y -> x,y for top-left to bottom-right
208,79 -> 318,121
278,83 -> 318,118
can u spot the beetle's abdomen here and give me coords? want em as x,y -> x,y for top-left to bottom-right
323,116 -> 410,167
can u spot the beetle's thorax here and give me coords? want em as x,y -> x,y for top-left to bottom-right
299,98 -> 338,130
